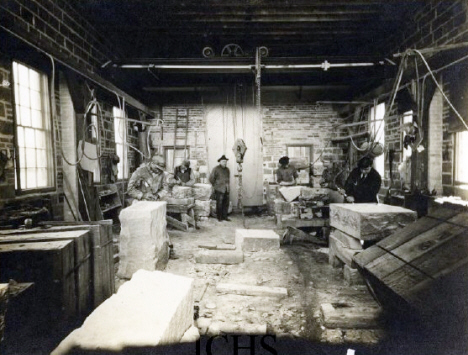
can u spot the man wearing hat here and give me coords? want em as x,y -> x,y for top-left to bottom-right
173,159 -> 195,187
276,156 -> 298,186
209,155 -> 231,222
127,154 -> 170,202
344,156 -> 381,203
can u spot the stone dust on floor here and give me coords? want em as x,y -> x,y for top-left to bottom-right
114,213 -> 388,352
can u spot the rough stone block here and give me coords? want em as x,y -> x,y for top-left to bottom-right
343,264 -> 365,286
235,229 -> 280,252
274,199 -> 291,214
300,187 -> 330,201
172,186 -> 193,199
52,270 -> 194,354
192,183 -> 212,201
279,186 -> 302,202
166,197 -> 195,205
330,203 -> 417,241
194,200 -> 211,218
216,283 -> 288,298
118,202 -> 169,279
195,250 -> 244,264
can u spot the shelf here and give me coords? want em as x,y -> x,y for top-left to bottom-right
101,204 -> 122,213
99,191 -> 118,198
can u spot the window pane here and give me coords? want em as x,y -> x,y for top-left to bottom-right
36,149 -> 47,168
31,109 -> 42,129
25,128 -> 36,148
19,86 -> 30,108
30,90 -> 41,111
20,106 -> 31,127
456,131 -> 468,184
20,169 -> 26,188
18,64 -> 29,85
29,69 -> 40,91
36,168 -> 48,187
19,147 -> 26,168
26,148 -> 36,168
27,168 -> 36,189
35,130 -> 46,149
17,127 -> 25,147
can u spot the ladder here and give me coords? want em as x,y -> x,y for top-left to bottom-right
173,110 -> 189,169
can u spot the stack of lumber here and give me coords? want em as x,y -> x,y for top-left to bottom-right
329,203 -> 417,285
354,204 -> 468,318
0,220 -> 115,314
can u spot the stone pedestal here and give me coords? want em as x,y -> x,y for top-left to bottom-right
330,203 -> 417,241
235,229 -> 280,252
118,202 -> 169,279
52,270 -> 194,354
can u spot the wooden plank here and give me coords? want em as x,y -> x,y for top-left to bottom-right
329,235 -> 361,267
216,283 -> 288,298
1,221 -> 115,308
354,207 -> 461,268
166,215 -> 188,231
0,241 -> 75,318
0,231 -> 91,315
320,303 -> 381,329
382,231 -> 468,301
332,229 -> 363,249
365,213 -> 468,280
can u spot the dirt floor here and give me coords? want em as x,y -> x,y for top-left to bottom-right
2,212 -> 467,355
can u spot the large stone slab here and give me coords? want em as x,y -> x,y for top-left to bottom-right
216,283 -> 288,298
329,234 -> 361,267
332,229 -> 363,250
52,270 -> 194,354
279,186 -> 302,202
330,203 -> 417,241
118,202 -> 169,279
235,229 -> 280,252
300,187 -> 330,201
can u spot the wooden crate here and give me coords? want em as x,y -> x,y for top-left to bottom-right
354,205 -> 468,317
0,220 -> 115,308
0,230 -> 91,315
0,240 -> 75,319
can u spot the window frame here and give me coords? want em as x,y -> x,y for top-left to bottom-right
368,102 -> 386,177
454,130 -> 468,186
12,60 -> 56,193
113,107 -> 128,180
164,146 -> 190,173
285,144 -> 313,184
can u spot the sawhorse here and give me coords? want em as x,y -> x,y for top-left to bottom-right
166,203 -> 197,231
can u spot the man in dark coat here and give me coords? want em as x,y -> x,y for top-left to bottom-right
344,157 -> 381,203
209,155 -> 231,221
173,159 -> 195,187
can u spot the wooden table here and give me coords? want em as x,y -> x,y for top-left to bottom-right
166,203 -> 197,231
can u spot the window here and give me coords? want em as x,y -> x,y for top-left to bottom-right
113,107 -> 128,179
13,61 -> 54,190
286,145 -> 313,184
401,110 -> 413,161
369,103 -> 385,177
455,130 -> 468,186
165,147 -> 189,173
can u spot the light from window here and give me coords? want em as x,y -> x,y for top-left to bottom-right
113,107 -> 128,179
287,145 -> 312,184
369,103 -> 385,177
402,110 -> 413,160
13,62 -> 54,190
455,130 -> 468,185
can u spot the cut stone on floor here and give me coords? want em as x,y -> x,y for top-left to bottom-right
236,229 -> 280,252
216,283 -> 288,298
195,249 -> 244,264
52,270 -> 194,354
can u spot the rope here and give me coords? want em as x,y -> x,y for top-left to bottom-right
414,49 -> 468,131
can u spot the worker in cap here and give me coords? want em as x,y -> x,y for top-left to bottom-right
209,155 -> 231,221
276,156 -> 298,186
344,156 -> 381,203
173,159 -> 195,187
127,154 -> 169,202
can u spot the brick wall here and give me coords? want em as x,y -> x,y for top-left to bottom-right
1,0 -> 116,74
376,0 -> 468,198
262,104 -> 346,184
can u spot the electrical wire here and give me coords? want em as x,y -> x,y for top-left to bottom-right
414,49 -> 468,131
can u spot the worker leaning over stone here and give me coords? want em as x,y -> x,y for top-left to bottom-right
276,156 -> 298,186
172,159 -> 196,187
127,154 -> 170,203
344,156 -> 381,203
